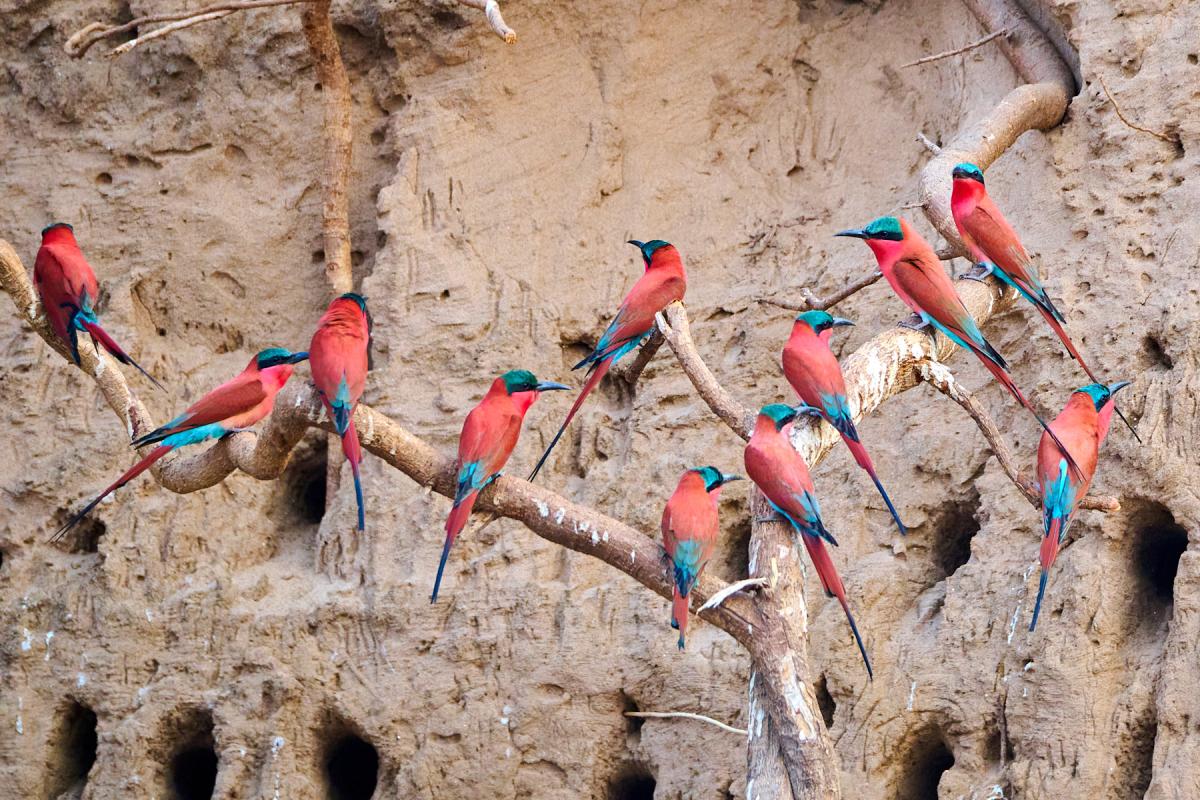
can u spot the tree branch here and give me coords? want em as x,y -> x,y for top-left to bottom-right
0,240 -> 757,646
1096,74 -> 1180,146
64,0 -> 313,58
624,711 -> 747,736
916,0 -> 1075,254
455,0 -> 517,43
916,359 -> 1120,512
901,28 -> 1009,69
757,270 -> 883,313
302,0 -> 354,295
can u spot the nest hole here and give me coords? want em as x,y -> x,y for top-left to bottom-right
608,763 -> 656,800
930,488 -> 981,581
1142,334 -> 1174,370
894,725 -> 955,800
46,700 -> 98,797
1133,502 -> 1187,609
814,674 -> 836,730
167,710 -> 217,800
55,514 -> 105,555
324,732 -> 379,800
278,435 -> 328,528
717,511 -> 751,582
620,692 -> 644,744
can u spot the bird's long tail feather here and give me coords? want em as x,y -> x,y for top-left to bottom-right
528,359 -> 613,481
1029,570 -> 1050,632
52,445 -> 172,542
341,418 -> 365,531
837,595 -> 874,680
672,588 -> 690,650
432,491 -> 479,602
79,320 -> 165,391
799,534 -> 872,678
1030,518 -> 1062,631
842,436 -> 907,535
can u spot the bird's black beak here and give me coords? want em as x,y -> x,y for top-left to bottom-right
535,381 -> 571,392
627,240 -> 646,249
1109,380 -> 1132,395
831,316 -> 855,328
835,228 -> 868,239
287,351 -> 310,364
717,472 -> 744,487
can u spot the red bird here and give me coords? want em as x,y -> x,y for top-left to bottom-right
52,347 -> 309,541
309,293 -> 371,531
34,223 -> 164,389
1030,380 -> 1129,631
661,466 -> 742,649
837,215 -> 1081,479
433,370 -> 569,602
744,404 -> 872,678
783,310 -> 906,535
951,163 -> 1138,440
528,240 -> 686,481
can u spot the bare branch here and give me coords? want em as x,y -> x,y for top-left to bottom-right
302,0 -> 354,294
656,303 -> 754,439
916,132 -> 942,155
699,577 -> 769,612
917,359 -> 1120,512
758,269 -> 883,313
613,327 -> 665,388
901,28 -> 1009,69
1097,74 -> 1180,146
0,239 -> 757,646
456,0 -> 517,43
65,0 -> 313,58
624,711 -> 747,736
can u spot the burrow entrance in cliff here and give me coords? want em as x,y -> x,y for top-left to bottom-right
322,724 -> 379,800
45,699 -> 98,797
608,762 -> 656,800
164,708 -> 218,800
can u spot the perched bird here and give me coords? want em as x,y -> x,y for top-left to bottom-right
783,310 -> 906,535
661,466 -> 742,650
52,348 -> 309,541
951,163 -> 1138,440
434,370 -> 569,602
34,223 -> 164,390
836,216 -> 1079,477
309,293 -> 372,531
1030,380 -> 1129,631
528,240 -> 687,481
744,404 -> 872,678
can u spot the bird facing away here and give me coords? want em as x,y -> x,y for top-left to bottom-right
836,216 -> 1081,479
661,466 -> 742,649
34,223 -> 164,390
527,240 -> 687,481
950,163 -> 1138,440
309,293 -> 371,531
744,404 -> 873,678
52,347 -> 309,541
1030,380 -> 1129,631
434,370 -> 569,603
783,310 -> 907,535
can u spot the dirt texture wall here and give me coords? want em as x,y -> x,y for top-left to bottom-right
0,0 -> 1197,798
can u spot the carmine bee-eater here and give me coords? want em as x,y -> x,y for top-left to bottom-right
35,223 -> 164,390
52,347 -> 309,541
527,240 -> 687,481
744,404 -> 872,678
951,163 -> 1138,440
837,216 -> 1080,478
784,310 -> 907,535
661,466 -> 742,650
309,293 -> 371,531
433,370 -> 570,602
1030,380 -> 1129,631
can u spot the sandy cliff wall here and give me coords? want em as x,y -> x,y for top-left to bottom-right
0,0 -> 1197,798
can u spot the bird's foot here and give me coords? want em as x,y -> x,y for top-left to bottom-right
793,403 -> 824,419
961,262 -> 995,283
898,314 -> 932,332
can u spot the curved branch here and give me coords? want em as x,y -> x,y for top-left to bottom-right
0,239 -> 755,646
917,0 -> 1074,252
917,359 -> 1120,512
657,303 -> 754,439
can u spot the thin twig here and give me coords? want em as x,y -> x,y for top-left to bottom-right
1097,75 -> 1179,145
614,327 -> 665,388
916,359 -> 1119,512
699,577 -> 769,612
455,0 -> 517,43
109,10 -> 234,56
758,270 -> 882,313
624,711 -> 747,736
901,28 -> 1009,69
917,132 -> 943,156
65,0 -> 313,58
